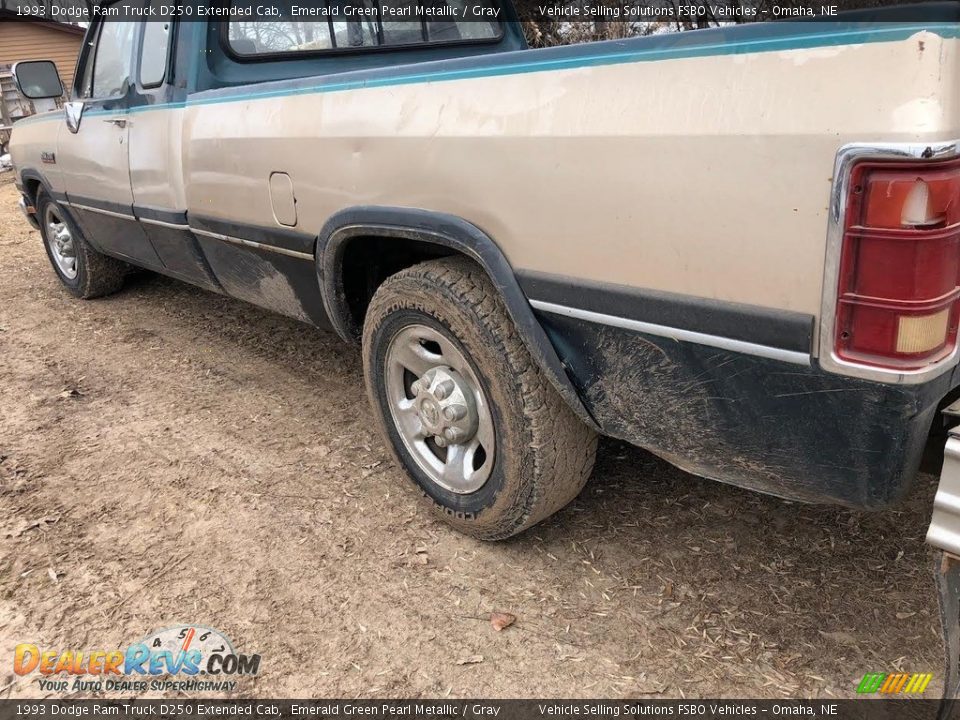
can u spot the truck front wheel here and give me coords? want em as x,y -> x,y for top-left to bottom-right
362,256 -> 597,540
36,189 -> 128,299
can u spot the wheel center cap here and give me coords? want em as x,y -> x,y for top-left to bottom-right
419,398 -> 441,429
413,366 -> 479,448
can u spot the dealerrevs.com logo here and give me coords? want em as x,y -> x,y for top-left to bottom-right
14,625 -> 261,693
856,672 -> 934,695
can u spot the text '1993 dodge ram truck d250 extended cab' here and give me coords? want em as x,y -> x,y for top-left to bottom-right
9,0 -> 960,698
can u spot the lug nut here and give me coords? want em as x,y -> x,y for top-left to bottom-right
435,436 -> 448,448
411,380 -> 422,396
435,379 -> 455,400
443,404 -> 467,421
444,428 -> 461,443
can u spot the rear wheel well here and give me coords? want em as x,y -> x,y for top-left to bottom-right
318,209 -> 599,430
339,236 -> 458,338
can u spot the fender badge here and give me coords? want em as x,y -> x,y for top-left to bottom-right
40,151 -> 56,164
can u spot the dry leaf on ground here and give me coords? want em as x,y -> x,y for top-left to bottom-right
490,612 -> 516,632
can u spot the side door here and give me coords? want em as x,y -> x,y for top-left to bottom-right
127,6 -> 219,291
58,11 -> 163,268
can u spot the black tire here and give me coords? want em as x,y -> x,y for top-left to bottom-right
36,189 -> 128,299
363,256 -> 598,540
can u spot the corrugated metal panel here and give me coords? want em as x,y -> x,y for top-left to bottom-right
0,23 -> 83,92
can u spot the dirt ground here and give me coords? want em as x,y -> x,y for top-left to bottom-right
0,177 -> 946,699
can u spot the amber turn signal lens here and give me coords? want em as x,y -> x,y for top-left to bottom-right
896,308 -> 951,355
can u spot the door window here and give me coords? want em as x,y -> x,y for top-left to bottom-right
87,21 -> 137,99
140,1 -> 172,87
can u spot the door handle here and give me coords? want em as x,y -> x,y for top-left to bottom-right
103,118 -> 128,128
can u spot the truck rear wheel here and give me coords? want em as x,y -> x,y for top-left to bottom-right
362,256 -> 597,540
36,189 -> 128,299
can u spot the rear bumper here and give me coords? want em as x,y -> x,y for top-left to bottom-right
928,407 -> 960,555
18,194 -> 39,230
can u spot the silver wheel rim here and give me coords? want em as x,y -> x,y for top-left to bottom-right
385,323 -> 496,494
44,205 -> 77,280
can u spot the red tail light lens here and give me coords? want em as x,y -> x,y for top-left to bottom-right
835,159 -> 960,370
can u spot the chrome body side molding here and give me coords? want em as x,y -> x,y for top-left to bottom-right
69,202 -> 134,221
190,228 -> 314,261
529,300 -> 811,366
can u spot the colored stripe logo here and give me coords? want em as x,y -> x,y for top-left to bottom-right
857,672 -> 933,694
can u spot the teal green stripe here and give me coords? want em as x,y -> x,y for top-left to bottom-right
13,23 -> 960,126
186,23 -> 960,109
182,23 -> 959,110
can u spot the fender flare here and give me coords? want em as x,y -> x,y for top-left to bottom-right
18,169 -> 71,208
18,168 -> 85,234
316,206 -> 600,431
18,168 -> 53,199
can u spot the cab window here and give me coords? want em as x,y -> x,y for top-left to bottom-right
226,0 -> 501,57
140,8 -> 173,88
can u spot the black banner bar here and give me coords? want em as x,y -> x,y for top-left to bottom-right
0,0 -> 956,23
0,700 -> 952,720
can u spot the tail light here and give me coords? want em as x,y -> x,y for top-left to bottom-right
834,158 -> 960,370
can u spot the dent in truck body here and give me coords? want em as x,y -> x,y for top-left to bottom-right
135,208 -> 222,292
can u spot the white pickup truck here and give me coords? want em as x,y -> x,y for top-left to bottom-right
8,1 -> 960,703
